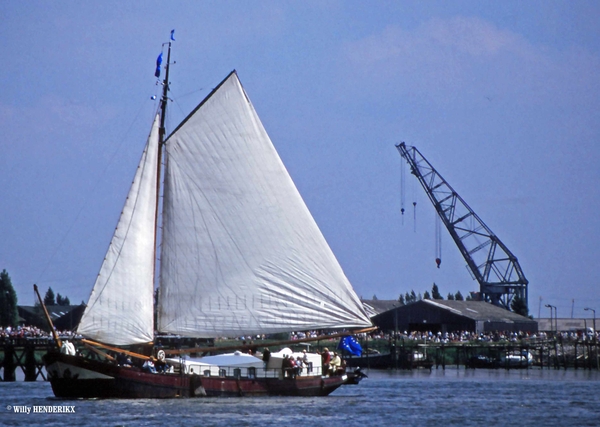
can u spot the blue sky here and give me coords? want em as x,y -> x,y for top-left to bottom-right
1,1 -> 599,320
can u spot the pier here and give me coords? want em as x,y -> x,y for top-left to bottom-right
2,334 -> 599,381
0,338 -> 55,381
346,336 -> 600,371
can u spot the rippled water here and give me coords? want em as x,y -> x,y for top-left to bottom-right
1,368 -> 599,426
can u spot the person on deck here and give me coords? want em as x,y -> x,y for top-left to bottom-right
288,356 -> 298,379
302,349 -> 312,373
154,358 -> 168,373
143,357 -> 157,374
321,347 -> 331,376
117,353 -> 132,367
262,347 -> 271,368
295,356 -> 304,376
330,352 -> 341,375
282,354 -> 292,378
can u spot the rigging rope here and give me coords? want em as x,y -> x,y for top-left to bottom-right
35,97 -> 157,287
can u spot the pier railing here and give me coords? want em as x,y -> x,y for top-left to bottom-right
2,335 -> 599,381
0,337 -> 58,381
346,335 -> 600,371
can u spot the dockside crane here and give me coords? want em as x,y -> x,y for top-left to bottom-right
396,142 -> 528,312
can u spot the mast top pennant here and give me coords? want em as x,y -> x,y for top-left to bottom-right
154,30 -> 175,78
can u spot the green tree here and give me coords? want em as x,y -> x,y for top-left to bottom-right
447,292 -> 455,300
510,295 -> 529,317
56,293 -> 71,306
398,294 -> 405,305
423,291 -> 431,300
455,291 -> 464,301
431,283 -> 443,300
44,287 -> 56,306
0,269 -> 18,326
410,290 -> 417,303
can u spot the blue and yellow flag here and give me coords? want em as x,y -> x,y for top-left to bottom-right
338,336 -> 362,356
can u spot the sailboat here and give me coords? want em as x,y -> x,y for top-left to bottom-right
42,37 -> 372,398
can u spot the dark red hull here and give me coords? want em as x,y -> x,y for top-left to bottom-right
43,352 -> 355,398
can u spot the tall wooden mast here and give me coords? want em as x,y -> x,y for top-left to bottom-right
153,40 -> 171,285
159,41 -> 171,145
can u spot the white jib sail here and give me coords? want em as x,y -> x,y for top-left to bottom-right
77,115 -> 160,345
158,71 -> 371,338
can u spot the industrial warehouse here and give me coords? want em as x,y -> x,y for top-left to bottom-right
370,299 -> 538,334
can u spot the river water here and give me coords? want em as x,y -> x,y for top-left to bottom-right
1,368 -> 599,426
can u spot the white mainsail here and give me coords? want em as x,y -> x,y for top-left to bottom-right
77,115 -> 160,345
158,71 -> 371,337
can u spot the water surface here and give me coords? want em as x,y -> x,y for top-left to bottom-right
1,368 -> 598,426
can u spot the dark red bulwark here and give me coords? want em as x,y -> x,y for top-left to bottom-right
43,351 -> 362,398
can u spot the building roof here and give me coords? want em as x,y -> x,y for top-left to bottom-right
370,300 -> 538,333
419,299 -> 535,323
19,305 -> 83,320
361,299 -> 401,317
18,304 -> 86,331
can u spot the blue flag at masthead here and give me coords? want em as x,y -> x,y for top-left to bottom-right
155,52 -> 163,78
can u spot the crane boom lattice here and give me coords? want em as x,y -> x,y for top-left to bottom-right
396,142 -> 528,311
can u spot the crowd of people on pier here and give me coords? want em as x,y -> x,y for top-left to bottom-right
0,325 -> 78,341
376,329 -> 599,344
2,324 -> 598,346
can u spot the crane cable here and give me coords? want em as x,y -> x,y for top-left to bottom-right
400,153 -> 405,225
435,214 -> 442,268
412,177 -> 417,233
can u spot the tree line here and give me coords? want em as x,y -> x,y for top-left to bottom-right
42,287 -> 71,306
0,269 -> 72,327
0,269 -> 18,327
397,283 -> 466,305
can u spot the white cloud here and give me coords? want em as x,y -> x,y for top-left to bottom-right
423,16 -> 521,56
342,16 -> 600,109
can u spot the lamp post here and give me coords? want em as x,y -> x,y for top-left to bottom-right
545,304 -> 552,334
584,307 -> 598,370
545,304 -> 554,332
545,304 -> 556,335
